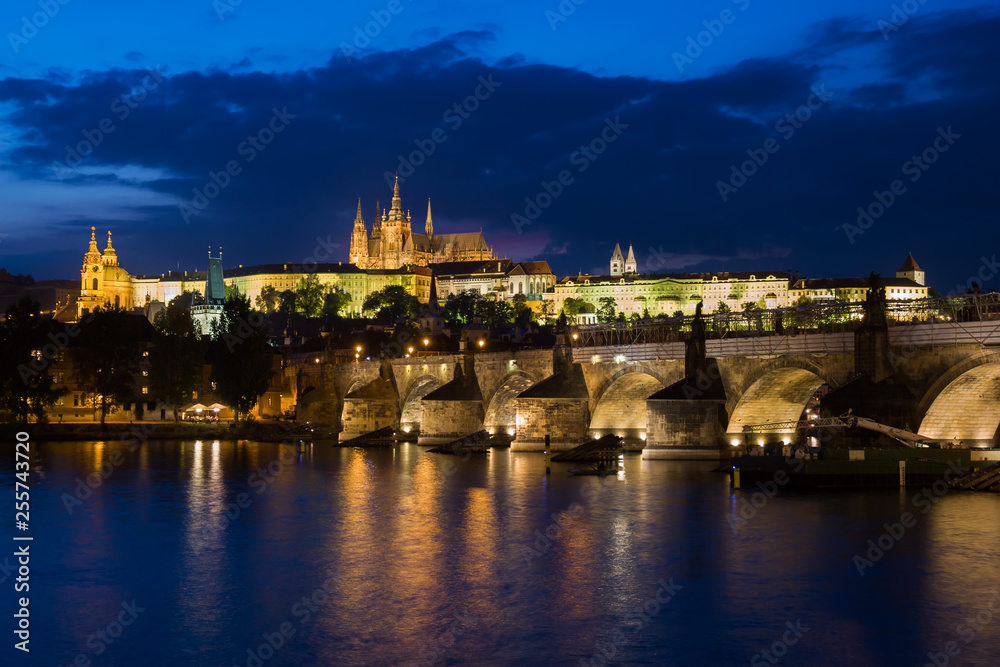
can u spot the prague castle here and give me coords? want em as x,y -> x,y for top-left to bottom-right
349,176 -> 494,270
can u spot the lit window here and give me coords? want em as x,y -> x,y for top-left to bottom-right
142,350 -> 149,357
142,370 -> 149,377
142,386 -> 148,395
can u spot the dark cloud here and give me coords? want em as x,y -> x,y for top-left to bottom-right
0,7 -> 997,293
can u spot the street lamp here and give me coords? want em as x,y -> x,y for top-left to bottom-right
423,338 -> 429,346
478,339 -> 485,348
355,345 -> 361,363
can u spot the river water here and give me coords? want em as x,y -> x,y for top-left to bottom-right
3,439 -> 1000,666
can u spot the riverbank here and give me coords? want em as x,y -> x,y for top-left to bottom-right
0,421 -> 335,442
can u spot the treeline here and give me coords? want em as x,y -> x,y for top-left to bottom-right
1,294 -> 273,426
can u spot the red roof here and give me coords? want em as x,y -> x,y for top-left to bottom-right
898,254 -> 922,272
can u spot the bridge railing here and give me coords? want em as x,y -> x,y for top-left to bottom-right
571,294 -> 1000,350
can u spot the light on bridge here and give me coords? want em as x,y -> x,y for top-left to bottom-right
731,439 -> 740,447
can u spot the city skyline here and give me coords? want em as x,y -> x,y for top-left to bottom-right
1,2 -> 998,297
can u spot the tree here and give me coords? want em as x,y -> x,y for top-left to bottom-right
641,307 -> 651,320
597,297 -> 617,323
0,295 -> 67,423
511,294 -> 533,329
478,298 -> 513,329
539,299 -> 554,324
672,310 -> 685,318
742,301 -> 759,312
255,285 -> 280,313
715,302 -> 731,314
321,289 -> 352,319
76,304 -> 143,425
277,289 -> 297,315
362,285 -> 419,321
443,290 -> 481,324
224,284 -> 239,301
296,274 -> 325,318
795,295 -> 813,307
210,293 -> 273,422
150,300 -> 205,420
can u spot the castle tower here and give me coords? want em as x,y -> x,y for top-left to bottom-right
425,198 -> 433,239
349,198 -> 369,266
80,226 -> 103,307
371,200 -> 381,239
896,254 -> 925,286
625,244 -> 637,275
610,243 -> 624,276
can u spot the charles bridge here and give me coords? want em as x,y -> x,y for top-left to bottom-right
290,294 -> 1000,459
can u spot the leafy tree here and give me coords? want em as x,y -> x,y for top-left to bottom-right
641,307 -> 651,320
0,295 -> 67,423
512,294 -> 533,328
477,298 -> 513,329
795,295 -> 813,307
672,310 -> 685,318
321,289 -> 352,319
443,290 -> 481,324
150,300 -> 205,420
742,301 -> 759,312
597,297 -> 617,323
362,285 -> 420,321
538,299 -> 554,323
616,312 -> 626,322
296,274 -> 325,318
224,284 -> 239,301
255,285 -> 280,313
715,302 -> 731,314
76,304 -> 144,425
277,289 -> 297,315
210,293 -> 272,422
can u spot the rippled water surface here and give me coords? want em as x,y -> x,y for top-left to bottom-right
3,439 -> 1000,666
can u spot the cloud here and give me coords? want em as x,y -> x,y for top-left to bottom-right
0,6 -> 996,293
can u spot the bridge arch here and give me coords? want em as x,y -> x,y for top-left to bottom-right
399,375 -> 445,431
725,358 -> 838,444
590,366 -> 668,443
916,350 -> 1000,445
483,371 -> 537,435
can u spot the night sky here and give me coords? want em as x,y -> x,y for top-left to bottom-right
1,0 -> 998,293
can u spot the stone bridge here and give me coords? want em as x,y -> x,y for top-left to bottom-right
293,319 -> 1000,458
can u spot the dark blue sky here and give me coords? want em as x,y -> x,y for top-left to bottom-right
1,0 -> 998,293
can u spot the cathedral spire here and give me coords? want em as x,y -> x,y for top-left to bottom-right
390,172 -> 402,213
625,244 -> 637,275
425,198 -> 433,238
353,198 -> 366,231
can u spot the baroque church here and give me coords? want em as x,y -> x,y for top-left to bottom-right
78,226 -> 133,318
349,176 -> 494,270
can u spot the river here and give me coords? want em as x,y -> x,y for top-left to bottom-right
2,439 -> 999,666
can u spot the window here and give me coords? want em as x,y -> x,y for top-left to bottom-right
142,370 -> 149,377
92,278 -> 98,290
141,386 -> 148,395
143,350 -> 149,357
192,391 -> 198,399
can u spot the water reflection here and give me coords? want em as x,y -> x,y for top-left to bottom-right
5,441 -> 1000,666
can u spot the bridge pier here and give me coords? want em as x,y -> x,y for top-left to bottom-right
642,361 -> 729,460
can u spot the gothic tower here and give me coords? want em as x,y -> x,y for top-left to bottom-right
610,243 -> 624,276
625,244 -> 637,275
425,198 -> 433,239
349,198 -> 369,266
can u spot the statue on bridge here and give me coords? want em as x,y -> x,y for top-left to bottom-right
863,272 -> 888,327
685,301 -> 708,377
